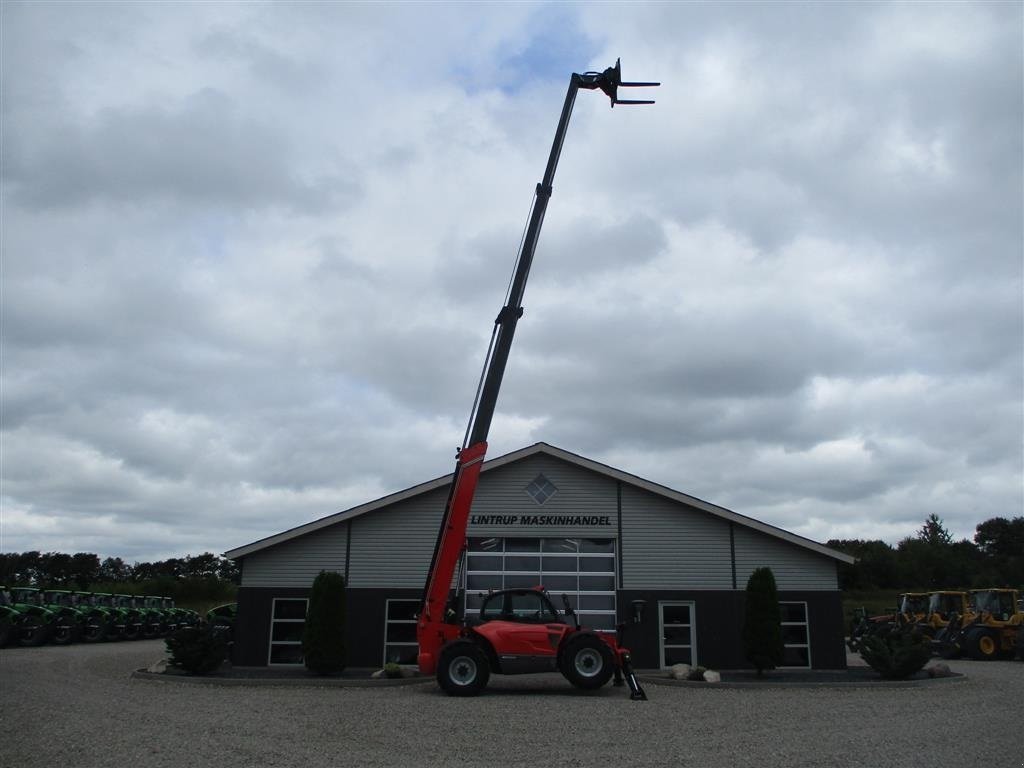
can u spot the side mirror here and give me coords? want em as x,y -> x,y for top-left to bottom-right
561,593 -> 579,629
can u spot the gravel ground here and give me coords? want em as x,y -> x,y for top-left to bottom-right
1,641 -> 1020,768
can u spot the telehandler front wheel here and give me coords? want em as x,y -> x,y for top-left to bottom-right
560,633 -> 614,690
437,640 -> 490,697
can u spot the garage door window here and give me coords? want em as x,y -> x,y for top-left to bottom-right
464,537 -> 617,632
268,598 -> 308,665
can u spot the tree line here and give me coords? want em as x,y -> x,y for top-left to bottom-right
0,550 -> 239,602
828,515 -> 1024,592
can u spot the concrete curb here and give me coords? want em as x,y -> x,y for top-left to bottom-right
640,672 -> 967,689
131,668 -> 434,687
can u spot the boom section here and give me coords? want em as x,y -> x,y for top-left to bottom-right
417,61 -> 658,675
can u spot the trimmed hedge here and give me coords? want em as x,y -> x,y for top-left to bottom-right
302,571 -> 347,675
165,624 -> 227,675
859,624 -> 932,679
742,566 -> 784,675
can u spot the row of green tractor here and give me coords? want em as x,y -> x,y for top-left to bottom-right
0,586 -> 203,647
848,587 -> 1024,661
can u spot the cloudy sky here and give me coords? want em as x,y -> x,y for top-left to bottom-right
2,2 -> 1021,563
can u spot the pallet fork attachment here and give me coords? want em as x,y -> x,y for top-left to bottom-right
580,58 -> 660,107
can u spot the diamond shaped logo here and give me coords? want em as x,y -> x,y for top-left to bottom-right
525,474 -> 557,506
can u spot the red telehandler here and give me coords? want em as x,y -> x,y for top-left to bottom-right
416,60 -> 658,699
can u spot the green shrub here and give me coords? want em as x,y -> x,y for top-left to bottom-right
859,625 -> 932,679
742,566 -> 784,675
165,625 -> 227,675
302,571 -> 347,675
384,662 -> 403,679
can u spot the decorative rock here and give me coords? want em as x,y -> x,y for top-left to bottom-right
926,663 -> 953,678
703,670 -> 721,683
371,669 -> 385,679
147,659 -> 168,674
669,663 -> 691,680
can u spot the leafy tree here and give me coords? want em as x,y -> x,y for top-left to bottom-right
974,516 -> 1024,556
41,552 -> 73,585
973,516 -> 1024,586
303,571 -> 347,675
69,553 -> 100,589
98,556 -> 130,582
828,539 -> 899,590
742,567 -> 783,676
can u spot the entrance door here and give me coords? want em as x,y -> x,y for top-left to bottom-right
659,601 -> 696,668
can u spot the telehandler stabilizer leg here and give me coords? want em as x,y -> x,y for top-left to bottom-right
619,651 -> 647,701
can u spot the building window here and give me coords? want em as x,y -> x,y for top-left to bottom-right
383,599 -> 419,666
525,474 -> 558,505
268,598 -> 308,665
464,537 -> 617,632
779,601 -> 811,668
659,601 -> 696,668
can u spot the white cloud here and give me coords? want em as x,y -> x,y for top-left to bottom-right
1,2 -> 1020,561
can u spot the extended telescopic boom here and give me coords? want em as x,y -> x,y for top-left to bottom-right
418,61 -> 658,664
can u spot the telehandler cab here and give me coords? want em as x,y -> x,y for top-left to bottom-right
415,60 -> 658,699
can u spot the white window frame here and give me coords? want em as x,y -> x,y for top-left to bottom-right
659,600 -> 697,669
268,597 -> 308,666
383,599 -> 420,667
779,600 -> 811,668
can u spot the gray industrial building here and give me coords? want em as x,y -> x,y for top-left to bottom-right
225,442 -> 854,670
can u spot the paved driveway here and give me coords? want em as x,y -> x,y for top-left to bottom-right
1,641 -> 1020,767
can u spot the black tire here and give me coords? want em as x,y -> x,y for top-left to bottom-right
81,617 -> 105,643
50,620 -> 76,645
0,618 -> 12,647
437,640 -> 490,697
104,621 -> 124,642
559,633 -> 615,690
965,628 -> 999,661
1015,627 -> 1023,661
17,615 -> 50,647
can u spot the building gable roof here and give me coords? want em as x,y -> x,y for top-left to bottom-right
224,442 -> 854,564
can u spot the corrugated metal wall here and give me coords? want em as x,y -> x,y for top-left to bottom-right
619,484 -> 734,589
241,521 -> 349,587
732,525 -> 837,590
240,451 -> 838,592
347,488 -> 447,588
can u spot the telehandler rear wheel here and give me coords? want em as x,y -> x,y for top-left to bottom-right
438,639 -> 490,697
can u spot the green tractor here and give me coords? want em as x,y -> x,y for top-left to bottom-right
53,591 -> 109,643
128,595 -> 165,638
38,589 -> 94,645
7,587 -> 60,646
1,586 -> 21,646
80,592 -> 131,640
112,594 -> 146,640
160,597 -> 200,631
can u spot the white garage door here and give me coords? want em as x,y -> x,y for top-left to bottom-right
464,537 -> 617,631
